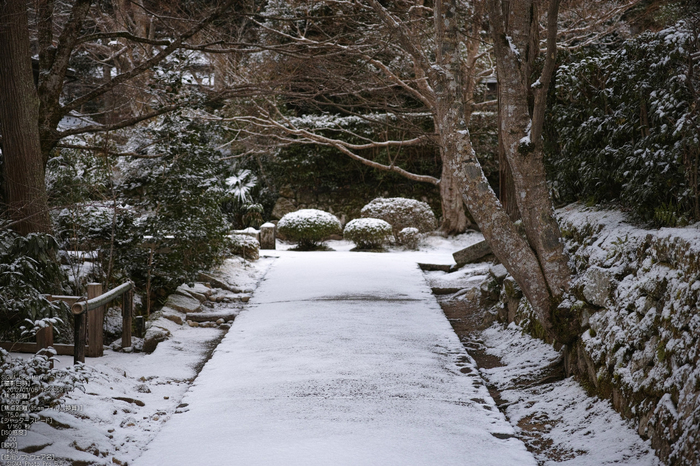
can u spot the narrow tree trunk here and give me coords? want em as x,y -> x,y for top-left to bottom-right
0,0 -> 52,234
498,97 -> 521,221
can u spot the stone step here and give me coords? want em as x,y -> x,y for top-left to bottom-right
417,263 -> 453,272
186,312 -> 238,323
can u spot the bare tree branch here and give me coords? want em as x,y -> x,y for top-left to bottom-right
76,31 -> 172,46
57,104 -> 179,138
60,0 -> 238,116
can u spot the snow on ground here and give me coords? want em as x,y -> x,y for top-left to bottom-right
479,323 -> 660,466
0,223 -> 667,466
132,250 -> 534,466
1,256 -> 275,466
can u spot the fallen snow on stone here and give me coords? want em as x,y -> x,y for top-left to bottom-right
424,264 -> 491,290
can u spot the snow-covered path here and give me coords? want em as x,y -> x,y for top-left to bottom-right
133,251 -> 536,466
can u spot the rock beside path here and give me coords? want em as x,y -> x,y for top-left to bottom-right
453,240 -> 492,266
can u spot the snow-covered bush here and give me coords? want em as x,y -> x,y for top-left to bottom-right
229,234 -> 260,261
53,203 -> 140,292
0,347 -> 88,442
277,209 -> 341,250
343,218 -> 393,249
360,197 -> 437,236
397,227 -> 421,250
548,22 -> 699,225
0,227 -> 69,341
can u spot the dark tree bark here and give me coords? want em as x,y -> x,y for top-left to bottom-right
370,0 -> 573,342
0,0 -> 52,234
482,0 -> 576,342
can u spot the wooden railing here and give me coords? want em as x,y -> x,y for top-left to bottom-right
71,282 -> 134,365
0,282 -> 134,366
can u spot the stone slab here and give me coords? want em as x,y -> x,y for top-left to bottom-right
164,293 -> 202,313
417,263 -> 453,272
453,240 -> 492,266
186,312 -> 238,323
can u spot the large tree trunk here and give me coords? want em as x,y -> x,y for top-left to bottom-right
439,161 -> 470,234
0,0 -> 52,234
489,0 -> 571,301
430,0 -> 574,343
440,116 -> 557,338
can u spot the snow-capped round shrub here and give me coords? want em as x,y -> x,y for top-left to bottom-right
397,227 -> 421,250
343,218 -> 393,249
229,234 -> 260,260
277,209 -> 341,250
360,197 -> 437,235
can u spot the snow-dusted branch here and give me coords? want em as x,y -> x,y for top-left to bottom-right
207,108 -> 439,185
58,104 -> 180,138
55,143 -> 165,158
556,0 -> 644,50
61,0 -> 238,116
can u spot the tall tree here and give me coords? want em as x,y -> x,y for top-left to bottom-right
362,0 -> 576,342
0,0 -> 51,234
503,0 -> 568,278
377,0 -> 575,341
1,0 -> 244,235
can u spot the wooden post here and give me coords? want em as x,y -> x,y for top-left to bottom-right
36,322 -> 54,368
35,322 -> 53,349
135,316 -> 145,338
122,288 -> 133,348
74,312 -> 85,364
86,283 -> 104,357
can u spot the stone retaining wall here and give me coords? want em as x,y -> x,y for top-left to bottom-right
495,205 -> 700,465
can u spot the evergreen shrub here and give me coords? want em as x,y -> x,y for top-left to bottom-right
0,227 -> 68,340
0,347 -> 88,442
360,197 -> 437,235
397,227 -> 421,249
548,22 -> 699,224
116,117 -> 232,294
229,234 -> 260,261
277,209 -> 341,250
343,218 -> 393,249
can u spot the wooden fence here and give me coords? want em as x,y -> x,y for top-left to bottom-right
71,282 -> 133,364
